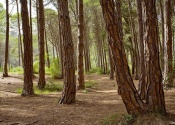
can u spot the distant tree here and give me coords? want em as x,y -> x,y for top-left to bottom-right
3,0 -> 9,77
77,0 -> 85,90
58,0 -> 76,104
38,0 -> 46,89
20,0 -> 34,96
16,0 -> 23,67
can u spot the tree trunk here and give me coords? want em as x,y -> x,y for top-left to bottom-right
101,0 -> 146,116
163,0 -> 173,87
109,47 -> 114,80
77,0 -> 85,90
45,31 -> 50,68
128,0 -> 140,80
135,0 -> 146,99
143,0 -> 166,114
159,0 -> 165,71
3,0 -> 9,77
58,0 -> 76,104
20,0 -> 34,96
38,0 -> 46,89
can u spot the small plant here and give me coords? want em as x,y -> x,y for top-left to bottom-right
85,80 -> 96,89
50,58 -> 61,79
88,68 -> 105,74
10,66 -> 23,74
33,60 -> 39,74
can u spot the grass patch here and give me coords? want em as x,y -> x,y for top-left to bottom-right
9,67 -> 23,74
16,81 -> 63,94
85,80 -> 96,89
101,113 -> 135,125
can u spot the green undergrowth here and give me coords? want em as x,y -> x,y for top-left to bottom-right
16,81 -> 63,94
9,66 -> 23,74
87,68 -> 110,75
101,113 -> 170,125
101,113 -> 135,125
85,80 -> 96,89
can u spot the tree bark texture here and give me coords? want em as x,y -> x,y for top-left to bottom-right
58,0 -> 76,104
135,0 -> 146,100
3,0 -> 9,77
143,0 -> 166,114
163,0 -> 173,87
20,0 -> 34,96
77,0 -> 85,90
100,0 -> 146,116
38,0 -> 46,89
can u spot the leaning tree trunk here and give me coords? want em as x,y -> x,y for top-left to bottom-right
38,0 -> 46,89
100,0 -> 146,116
77,0 -> 85,90
20,0 -> 34,96
3,0 -> 9,77
163,0 -> 173,87
143,0 -> 166,114
58,0 -> 76,104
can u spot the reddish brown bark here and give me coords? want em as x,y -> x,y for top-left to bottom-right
58,0 -> 76,104
20,0 -> 34,96
77,0 -> 85,90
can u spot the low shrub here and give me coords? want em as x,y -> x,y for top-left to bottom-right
33,60 -> 39,74
10,66 -> 23,74
50,58 -> 61,79
85,80 -> 96,88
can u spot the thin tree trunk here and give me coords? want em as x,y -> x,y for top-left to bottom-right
135,0 -> 146,99
159,0 -> 165,71
38,0 -> 46,89
163,0 -> 173,87
77,0 -> 85,90
3,0 -> 9,77
45,31 -> 50,68
16,0 -> 24,68
128,0 -> 140,80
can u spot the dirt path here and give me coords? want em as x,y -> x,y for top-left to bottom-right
0,74 -> 175,125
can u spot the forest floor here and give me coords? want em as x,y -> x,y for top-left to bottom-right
0,73 -> 175,125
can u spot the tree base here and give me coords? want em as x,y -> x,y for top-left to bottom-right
3,73 -> 9,77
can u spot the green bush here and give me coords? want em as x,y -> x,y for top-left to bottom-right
33,60 -> 39,74
50,58 -> 61,79
88,68 -> 102,74
85,80 -> 96,88
0,67 -> 3,72
10,66 -> 23,74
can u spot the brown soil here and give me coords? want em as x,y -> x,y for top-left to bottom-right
0,73 -> 175,125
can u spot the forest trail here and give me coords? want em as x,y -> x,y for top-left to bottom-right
0,74 -> 175,125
